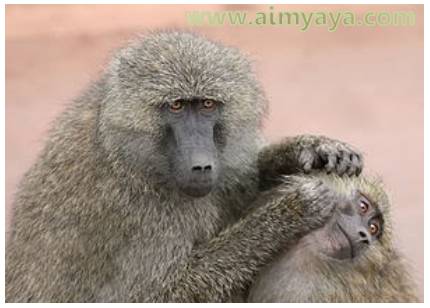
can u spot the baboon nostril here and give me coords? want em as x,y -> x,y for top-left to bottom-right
359,231 -> 370,244
192,166 -> 203,172
192,165 -> 212,173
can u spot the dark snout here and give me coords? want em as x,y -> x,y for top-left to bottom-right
335,201 -> 373,258
171,119 -> 219,197
167,101 -> 221,198
180,147 -> 218,197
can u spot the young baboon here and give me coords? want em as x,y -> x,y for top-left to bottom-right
248,175 -> 419,303
6,31 -> 363,302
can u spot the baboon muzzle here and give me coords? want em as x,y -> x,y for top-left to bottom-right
173,125 -> 219,198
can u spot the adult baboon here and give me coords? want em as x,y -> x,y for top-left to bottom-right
248,174 -> 419,303
6,31 -> 363,302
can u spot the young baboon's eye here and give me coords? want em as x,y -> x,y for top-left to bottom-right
169,100 -> 184,113
202,99 -> 216,111
359,199 -> 369,214
369,223 -> 379,236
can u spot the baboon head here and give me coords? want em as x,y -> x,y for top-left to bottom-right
309,176 -> 393,268
97,31 -> 267,197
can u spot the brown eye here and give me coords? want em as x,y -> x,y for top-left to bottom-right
169,100 -> 184,113
202,99 -> 216,110
359,199 -> 369,214
369,223 -> 379,236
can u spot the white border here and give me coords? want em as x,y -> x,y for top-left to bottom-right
423,1 -> 428,304
2,0 -> 426,306
0,1 -> 427,4
1,1 -> 5,305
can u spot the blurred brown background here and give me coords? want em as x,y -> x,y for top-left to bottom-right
5,4 -> 423,300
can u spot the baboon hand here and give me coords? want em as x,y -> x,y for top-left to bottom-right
281,176 -> 338,232
295,135 -> 363,176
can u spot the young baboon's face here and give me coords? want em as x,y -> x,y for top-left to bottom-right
312,190 -> 384,260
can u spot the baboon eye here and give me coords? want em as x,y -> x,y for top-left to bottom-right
202,99 -> 216,111
359,199 -> 369,214
169,100 -> 184,113
369,223 -> 379,236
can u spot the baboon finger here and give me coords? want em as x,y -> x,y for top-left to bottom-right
325,153 -> 337,173
298,150 -> 314,173
336,151 -> 349,175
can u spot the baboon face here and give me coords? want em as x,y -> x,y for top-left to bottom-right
164,98 -> 222,197
312,191 -> 384,260
99,31 -> 267,197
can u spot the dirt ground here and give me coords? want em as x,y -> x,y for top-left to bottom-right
5,4 -> 424,300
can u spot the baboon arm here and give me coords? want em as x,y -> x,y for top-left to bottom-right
149,209 -> 295,302
258,136 -> 303,185
258,135 -> 363,189
144,178 -> 334,302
